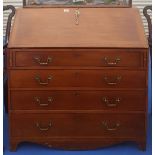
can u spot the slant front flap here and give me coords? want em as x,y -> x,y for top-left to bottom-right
8,8 -> 148,48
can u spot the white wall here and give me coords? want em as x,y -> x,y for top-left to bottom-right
3,0 -> 152,36
132,0 -> 152,35
3,0 -> 22,36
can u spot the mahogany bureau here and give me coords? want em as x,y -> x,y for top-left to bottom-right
7,8 -> 148,151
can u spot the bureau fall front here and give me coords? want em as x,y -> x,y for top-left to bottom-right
7,8 -> 148,151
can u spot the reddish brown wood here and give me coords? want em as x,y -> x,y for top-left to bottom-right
9,70 -> 146,88
10,113 -> 145,138
10,90 -> 146,111
7,8 -> 148,151
14,49 -> 143,67
10,139 -> 19,151
8,8 -> 148,48
9,137 -> 145,151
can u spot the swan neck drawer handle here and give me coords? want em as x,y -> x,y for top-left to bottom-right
104,76 -> 122,85
35,75 -> 52,85
104,57 -> 121,65
34,57 -> 52,65
102,121 -> 120,131
102,97 -> 121,107
34,97 -> 53,106
36,122 -> 52,131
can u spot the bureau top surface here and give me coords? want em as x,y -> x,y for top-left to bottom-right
8,8 -> 148,48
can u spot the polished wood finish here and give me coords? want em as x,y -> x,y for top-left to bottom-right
10,113 -> 145,137
9,70 -> 146,88
8,8 -> 148,48
7,8 -> 148,151
10,90 -> 146,111
14,49 -> 144,67
10,138 -> 146,151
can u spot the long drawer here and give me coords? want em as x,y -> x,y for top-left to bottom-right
10,113 -> 145,138
14,50 -> 144,67
9,70 -> 146,88
10,90 -> 146,111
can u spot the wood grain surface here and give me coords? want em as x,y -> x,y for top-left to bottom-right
7,7 -> 148,151
8,8 -> 148,48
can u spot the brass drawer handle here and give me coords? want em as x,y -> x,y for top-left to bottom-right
102,97 -> 121,107
104,57 -> 120,65
102,121 -> 120,131
104,76 -> 121,85
36,122 -> 52,131
34,97 -> 53,106
35,75 -> 52,85
34,57 -> 52,65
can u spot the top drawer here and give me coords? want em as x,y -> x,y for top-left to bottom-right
14,49 -> 144,68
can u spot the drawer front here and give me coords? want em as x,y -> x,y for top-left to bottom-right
10,113 -> 145,138
9,70 -> 146,88
15,50 -> 143,67
11,90 -> 146,111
